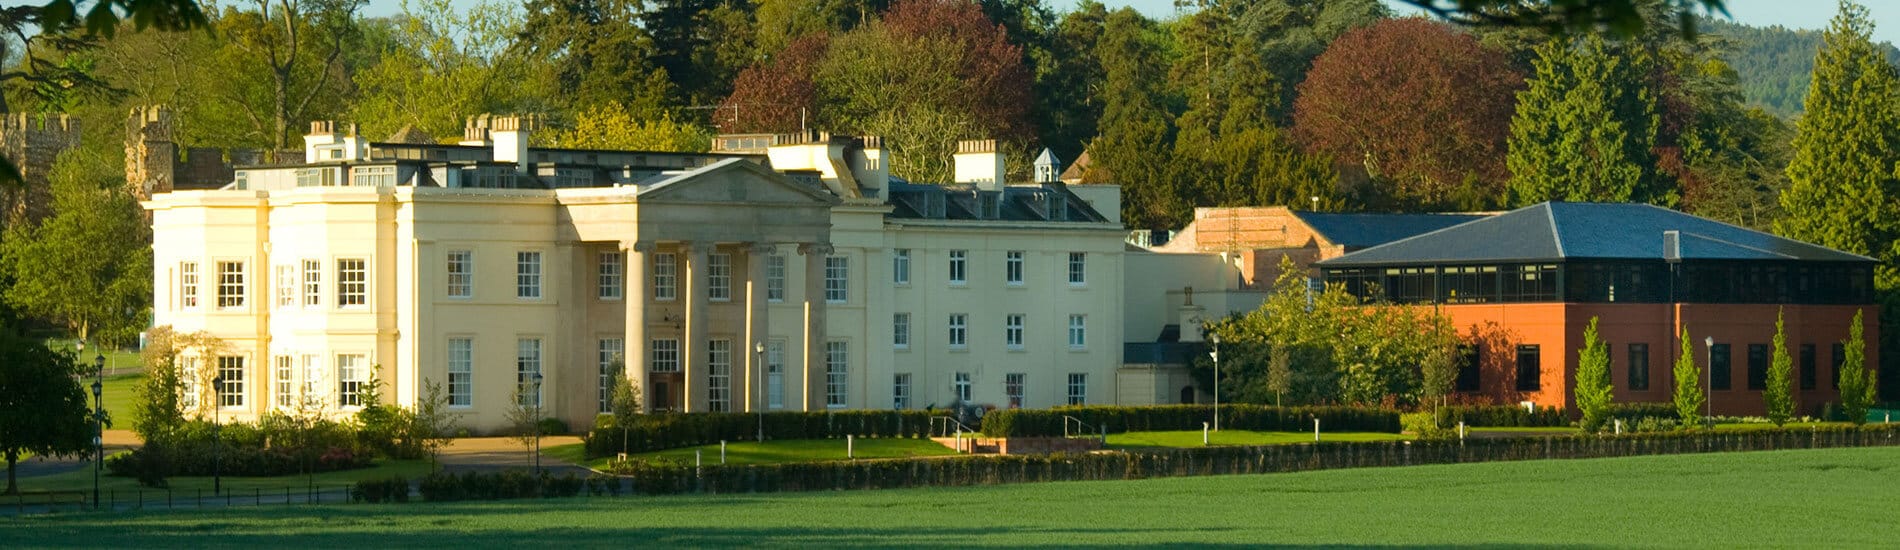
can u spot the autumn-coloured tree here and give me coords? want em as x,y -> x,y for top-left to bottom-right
717,33 -> 831,133
1292,18 -> 1522,210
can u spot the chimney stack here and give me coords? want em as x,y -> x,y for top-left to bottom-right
490,115 -> 533,173
954,139 -> 1005,192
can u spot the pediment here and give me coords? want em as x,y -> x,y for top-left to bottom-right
637,159 -> 840,206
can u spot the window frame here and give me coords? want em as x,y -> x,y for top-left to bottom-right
824,255 -> 848,304
1067,314 -> 1087,350
598,250 -> 623,300
708,252 -> 732,302
1515,345 -> 1541,392
1005,251 -> 1024,286
1067,373 -> 1087,405
954,372 -> 972,402
948,250 -> 967,285
651,338 -> 681,373
948,314 -> 968,349
216,356 -> 245,408
447,338 -> 473,408
273,355 -> 293,409
892,249 -> 911,285
1005,313 -> 1025,350
179,261 -> 199,309
275,265 -> 296,308
825,340 -> 848,408
336,258 -> 367,308
516,251 -> 543,300
653,252 -> 678,301
336,353 -> 367,408
709,339 -> 733,412
598,338 -> 624,413
1005,373 -> 1026,409
1627,343 -> 1650,391
893,312 -> 911,350
516,338 -> 543,406
893,373 -> 912,409
302,259 -> 322,307
446,250 -> 474,299
1068,252 -> 1087,285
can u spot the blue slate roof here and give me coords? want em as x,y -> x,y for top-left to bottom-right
1316,202 -> 1874,267
1292,211 -> 1488,249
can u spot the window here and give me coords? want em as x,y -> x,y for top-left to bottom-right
1747,344 -> 1769,391
766,255 -> 785,302
300,355 -> 321,408
1068,252 -> 1086,285
1515,345 -> 1541,391
1831,343 -> 1844,390
448,338 -> 473,407
708,339 -> 732,412
825,255 -> 848,303
179,261 -> 199,308
216,356 -> 244,407
599,338 -> 624,413
653,253 -> 678,300
180,357 -> 199,409
302,260 -> 321,307
1006,251 -> 1024,285
1005,373 -> 1026,409
892,373 -> 913,409
651,338 -> 680,373
337,354 -> 366,408
1067,373 -> 1087,405
1710,343 -> 1731,391
825,340 -> 848,408
767,341 -> 785,410
351,165 -> 396,187
948,250 -> 967,284
708,253 -> 732,301
221,262 -> 250,308
1627,344 -> 1650,391
337,258 -> 366,307
1456,345 -> 1481,392
954,372 -> 972,402
893,313 -> 910,349
517,338 -> 543,406
1800,344 -> 1817,391
275,265 -> 296,308
1068,315 -> 1087,349
892,249 -> 911,284
273,356 -> 293,408
598,251 -> 623,300
446,250 -> 473,298
516,251 -> 542,299
1005,314 -> 1025,350
948,314 -> 968,349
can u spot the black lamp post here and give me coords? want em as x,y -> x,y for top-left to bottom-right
91,353 -> 104,510
531,373 -> 544,475
212,374 -> 225,495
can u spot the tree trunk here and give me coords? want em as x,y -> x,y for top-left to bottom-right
5,450 -> 16,495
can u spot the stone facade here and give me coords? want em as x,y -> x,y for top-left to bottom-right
0,112 -> 80,227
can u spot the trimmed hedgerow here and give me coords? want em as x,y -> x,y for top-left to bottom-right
980,405 -> 1402,437
585,410 -> 936,458
1433,405 -> 1568,427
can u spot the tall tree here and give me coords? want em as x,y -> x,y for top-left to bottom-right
718,33 -> 829,133
0,150 -> 150,347
1402,0 -> 1726,39
1673,326 -> 1704,429
0,330 -> 93,495
1033,0 -> 1107,162
1837,309 -> 1874,425
515,0 -> 676,116
542,103 -> 714,152
1230,0 -> 1387,123
1093,8 -> 1179,230
213,0 -> 366,150
1293,18 -> 1523,210
1506,36 -> 1661,206
1764,308 -> 1794,426
349,0 -> 540,141
1574,316 -> 1613,432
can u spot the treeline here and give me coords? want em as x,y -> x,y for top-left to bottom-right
1703,18 -> 1900,117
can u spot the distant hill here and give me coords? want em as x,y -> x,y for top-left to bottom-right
1705,19 -> 1900,118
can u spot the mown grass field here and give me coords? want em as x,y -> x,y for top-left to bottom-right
6,446 -> 1893,547
1107,429 -> 1409,448
548,438 -> 959,469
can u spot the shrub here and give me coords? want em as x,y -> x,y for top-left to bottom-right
106,417 -> 373,482
1401,412 -> 1453,439
981,405 -> 1402,437
537,418 -> 570,436
351,476 -> 411,503
584,410 -> 935,458
1433,405 -> 1567,428
415,469 -> 588,501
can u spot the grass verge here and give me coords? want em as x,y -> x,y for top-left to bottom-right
549,438 -> 960,469
1106,430 -> 1409,448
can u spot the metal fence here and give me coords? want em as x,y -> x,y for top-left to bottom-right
6,484 -> 357,516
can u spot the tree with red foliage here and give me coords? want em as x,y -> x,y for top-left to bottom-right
717,34 -> 831,134
1292,18 -> 1523,210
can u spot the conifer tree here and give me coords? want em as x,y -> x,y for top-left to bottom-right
1094,8 -> 1182,230
1574,317 -> 1613,432
1838,309 -> 1875,425
1673,326 -> 1704,429
1507,36 -> 1660,206
1764,308 -> 1795,426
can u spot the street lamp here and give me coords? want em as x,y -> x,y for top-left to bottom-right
531,372 -> 544,475
1703,336 -> 1714,430
754,341 -> 767,444
212,374 -> 225,495
1209,332 -> 1221,432
91,353 -> 104,510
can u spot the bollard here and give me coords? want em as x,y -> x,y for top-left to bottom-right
1202,422 -> 1210,446
847,435 -> 855,459
721,440 -> 727,464
1314,418 -> 1320,442
695,449 -> 702,468
1458,421 -> 1466,441
1615,419 -> 1623,435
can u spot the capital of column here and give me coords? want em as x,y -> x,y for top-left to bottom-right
798,242 -> 835,256
679,241 -> 704,255
628,240 -> 657,253
745,241 -> 779,256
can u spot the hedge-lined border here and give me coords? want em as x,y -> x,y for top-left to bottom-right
981,405 -> 1402,437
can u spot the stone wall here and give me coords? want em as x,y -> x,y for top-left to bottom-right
0,112 -> 80,226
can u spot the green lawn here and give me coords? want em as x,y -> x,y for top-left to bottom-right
3,446 -> 1895,546
46,338 -> 143,373
550,438 -> 960,469
101,372 -> 145,429
1467,425 -> 1581,434
8,458 -> 433,496
1106,429 -> 1409,448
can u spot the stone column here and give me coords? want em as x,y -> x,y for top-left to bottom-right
623,241 -> 652,413
744,242 -> 774,413
799,243 -> 833,411
683,241 -> 711,413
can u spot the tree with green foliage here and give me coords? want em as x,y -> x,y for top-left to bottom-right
210,0 -> 366,150
1507,36 -> 1661,206
1093,8 -> 1180,230
1837,309 -> 1875,425
1764,308 -> 1794,426
1574,317 -> 1613,432
349,0 -> 542,141
0,150 -> 150,348
0,330 -> 94,495
1402,0 -> 1726,39
1673,326 -> 1704,429
611,368 -> 642,424
542,103 -> 714,152
133,326 -> 190,445
516,0 -> 678,117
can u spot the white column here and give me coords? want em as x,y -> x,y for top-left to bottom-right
624,241 -> 652,413
683,241 -> 710,413
744,242 -> 774,413
800,243 -> 833,411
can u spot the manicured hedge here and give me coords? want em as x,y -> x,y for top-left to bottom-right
411,470 -> 601,501
980,405 -> 1402,437
585,410 -> 936,458
1434,405 -> 1568,427
613,424 -> 1900,495
1607,403 -> 1680,422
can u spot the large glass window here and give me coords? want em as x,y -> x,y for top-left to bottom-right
1441,266 -> 1498,304
1710,343 -> 1732,391
948,250 -> 967,284
893,373 -> 912,409
1456,345 -> 1481,391
598,251 -> 623,300
1005,314 -> 1025,350
448,338 -> 472,407
1068,315 -> 1087,349
302,259 -> 322,307
653,253 -> 678,301
651,338 -> 681,373
1005,373 -> 1026,408
708,253 -> 732,301
948,314 -> 967,349
1067,373 -> 1087,405
709,339 -> 732,412
337,354 -> 366,408
516,252 -> 542,299
273,356 -> 293,408
767,341 -> 785,410
1006,251 -> 1024,285
1747,344 -> 1768,391
892,249 -> 911,285
1383,266 -> 1436,303
766,255 -> 785,302
517,338 -> 543,406
1502,264 -> 1558,302
825,341 -> 848,408
179,261 -> 199,308
893,313 -> 910,349
954,372 -> 972,402
446,250 -> 473,298
217,356 -> 245,407
1627,344 -> 1650,391
216,261 -> 246,308
1068,252 -> 1087,285
1515,345 -> 1541,392
824,255 -> 848,303
337,258 -> 367,307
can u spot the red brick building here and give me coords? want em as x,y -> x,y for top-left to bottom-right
1317,202 -> 1878,417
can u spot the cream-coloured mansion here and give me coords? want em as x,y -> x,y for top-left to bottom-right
146,117 -> 1129,430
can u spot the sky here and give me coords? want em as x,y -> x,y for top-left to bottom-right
362,0 -> 1900,45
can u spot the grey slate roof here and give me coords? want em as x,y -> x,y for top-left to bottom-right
1292,211 -> 1488,250
1316,202 -> 1874,267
